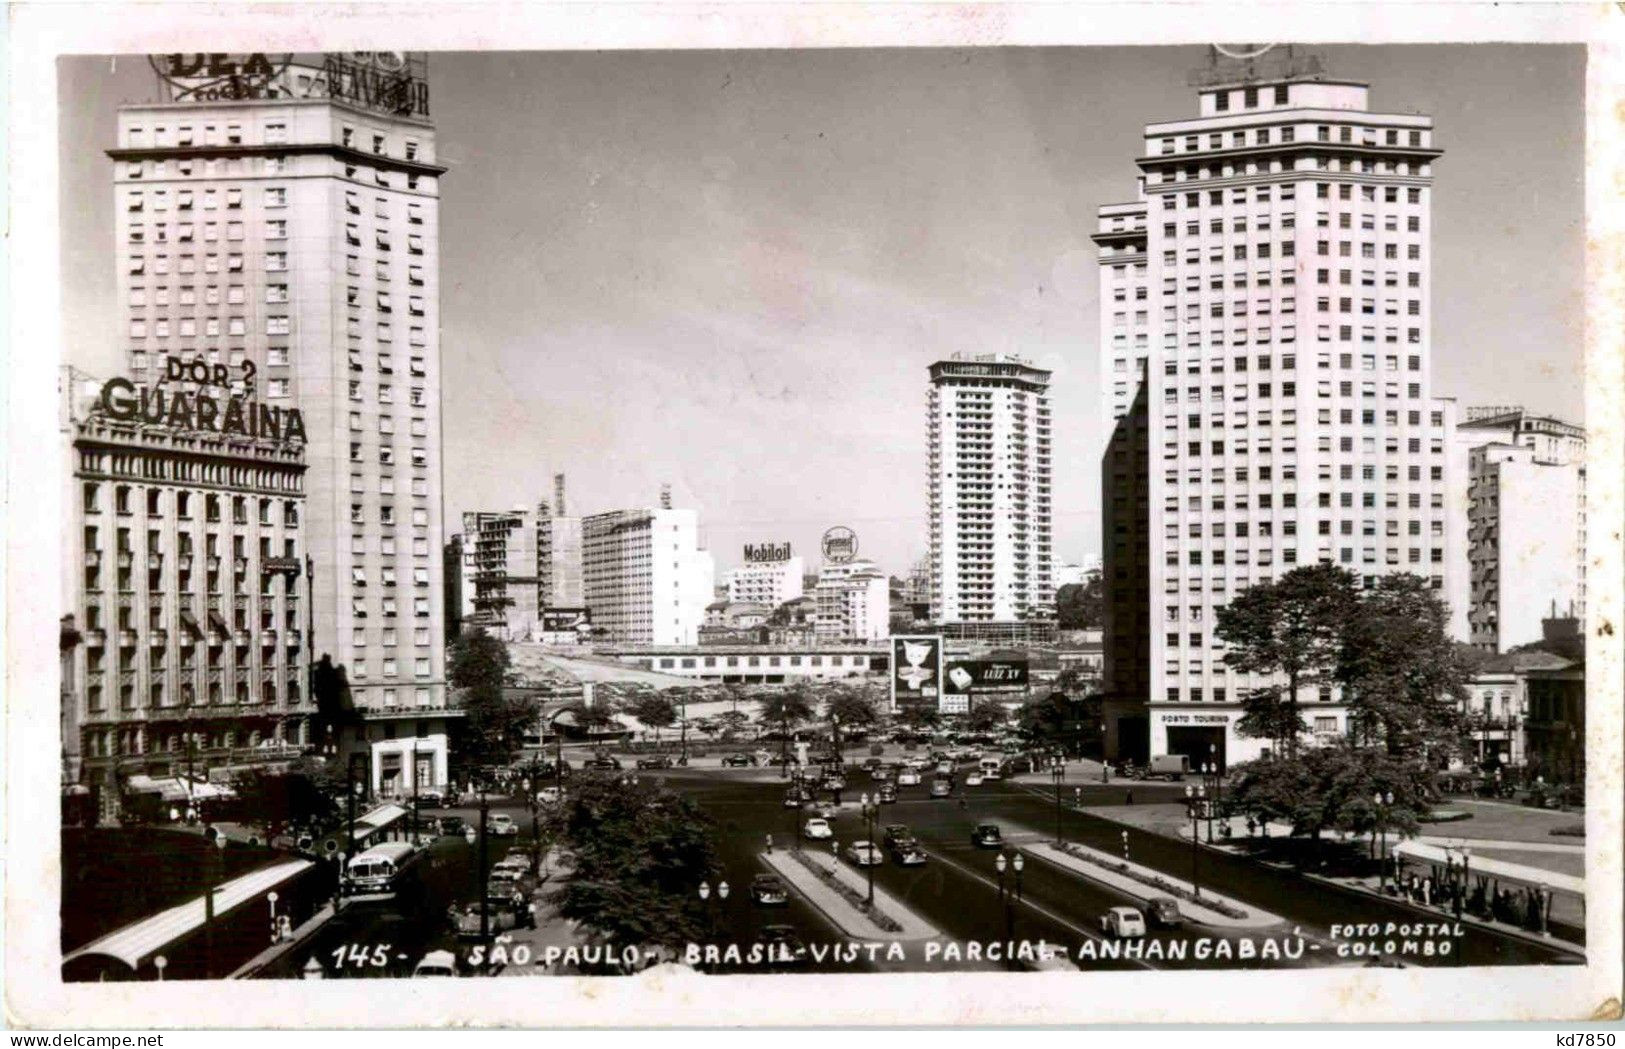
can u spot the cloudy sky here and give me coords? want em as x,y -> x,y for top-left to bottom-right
60,45 -> 1584,579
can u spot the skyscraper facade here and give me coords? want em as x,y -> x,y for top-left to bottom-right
581,507 -> 714,645
927,355 -> 1055,628
1458,407 -> 1587,651
109,54 -> 456,788
1095,49 -> 1466,766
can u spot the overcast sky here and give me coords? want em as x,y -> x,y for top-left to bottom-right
60,45 -> 1584,579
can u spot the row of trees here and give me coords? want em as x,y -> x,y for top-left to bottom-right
1217,566 -> 1475,844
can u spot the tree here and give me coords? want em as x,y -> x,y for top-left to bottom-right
1337,573 -> 1472,760
231,766 -> 338,845
964,701 -> 1007,734
1056,573 -> 1104,631
448,631 -> 534,772
690,715 -> 720,743
896,703 -> 941,735
560,699 -> 621,737
310,654 -> 358,754
888,611 -> 917,636
1016,692 -> 1074,745
551,776 -> 719,947
627,694 -> 678,745
448,630 -> 510,693
1225,744 -> 1429,844
757,690 -> 814,765
1216,564 -> 1360,758
823,687 -> 878,730
716,709 -> 751,742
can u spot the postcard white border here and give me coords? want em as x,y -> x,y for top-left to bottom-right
6,1 -> 1621,1028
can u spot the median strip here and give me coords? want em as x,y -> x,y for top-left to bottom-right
1022,840 -> 1283,929
759,849 -> 940,941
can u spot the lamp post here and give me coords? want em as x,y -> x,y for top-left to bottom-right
1121,829 -> 1129,863
697,879 -> 730,945
1373,790 -> 1394,892
994,851 -> 1024,966
267,890 -> 280,945
832,715 -> 842,771
1184,783 -> 1205,899
790,768 -> 803,852
1050,756 -> 1066,847
462,787 -> 491,968
201,825 -> 228,977
830,837 -> 840,877
153,955 -> 168,982
859,792 -> 878,907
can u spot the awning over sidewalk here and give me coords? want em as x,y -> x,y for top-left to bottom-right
352,803 -> 408,845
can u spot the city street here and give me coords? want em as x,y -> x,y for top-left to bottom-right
261,760 -> 1580,978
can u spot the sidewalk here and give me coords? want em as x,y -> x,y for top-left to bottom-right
760,847 -> 939,941
1021,840 -> 1282,928
228,901 -> 337,979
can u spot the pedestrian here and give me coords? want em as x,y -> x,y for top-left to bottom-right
1126,789 -> 1134,806
1104,765 -> 1112,784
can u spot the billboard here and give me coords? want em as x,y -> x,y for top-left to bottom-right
742,542 -> 793,563
888,635 -> 942,712
539,608 -> 591,633
943,658 -> 1030,695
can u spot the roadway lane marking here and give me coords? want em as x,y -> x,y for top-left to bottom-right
916,844 -> 1159,971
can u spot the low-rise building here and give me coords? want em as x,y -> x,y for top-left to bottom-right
600,644 -> 884,684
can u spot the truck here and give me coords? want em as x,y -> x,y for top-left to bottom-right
1148,753 -> 1191,781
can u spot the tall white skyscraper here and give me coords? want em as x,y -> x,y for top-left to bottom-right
927,355 -> 1055,631
1095,48 -> 1466,766
110,54 -> 455,788
582,507 -> 713,645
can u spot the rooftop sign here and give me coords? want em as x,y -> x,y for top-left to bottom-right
148,52 -> 430,118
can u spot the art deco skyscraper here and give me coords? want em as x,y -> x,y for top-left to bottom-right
109,53 -> 455,790
1095,48 -> 1467,766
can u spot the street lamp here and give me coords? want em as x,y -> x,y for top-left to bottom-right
1184,783 -> 1205,899
153,954 -> 168,982
830,837 -> 840,877
832,715 -> 842,770
267,890 -> 280,946
697,878 -> 730,943
859,792 -> 878,907
994,851 -> 1024,965
1373,790 -> 1394,893
462,787 -> 491,967
1050,756 -> 1066,847
201,825 -> 229,977
1121,829 -> 1129,863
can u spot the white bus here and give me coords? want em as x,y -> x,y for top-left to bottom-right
342,841 -> 423,904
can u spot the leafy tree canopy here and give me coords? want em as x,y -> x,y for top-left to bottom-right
1225,745 -> 1431,841
1056,573 -> 1104,631
551,776 -> 719,947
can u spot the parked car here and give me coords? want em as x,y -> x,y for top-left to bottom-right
981,768 -> 1002,781
965,773 -> 985,787
414,789 -> 445,809
929,779 -> 953,798
721,753 -> 757,768
493,853 -> 533,876
436,815 -> 466,837
756,925 -> 810,966
863,757 -> 884,769
749,874 -> 789,906
1099,906 -> 1147,939
870,766 -> 893,782
809,802 -> 840,819
971,823 -> 1002,848
803,817 -> 833,840
845,841 -> 884,866
821,775 -> 846,792
783,790 -> 805,809
452,894 -> 537,939
536,787 -> 564,805
488,813 -> 518,837
635,755 -> 673,770
412,950 -> 457,977
897,770 -> 922,786
586,756 -> 622,771
1145,896 -> 1184,930
878,784 -> 898,803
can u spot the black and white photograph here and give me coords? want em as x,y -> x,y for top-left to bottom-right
5,1 -> 1622,1031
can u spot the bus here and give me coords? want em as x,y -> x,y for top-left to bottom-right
341,841 -> 424,905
